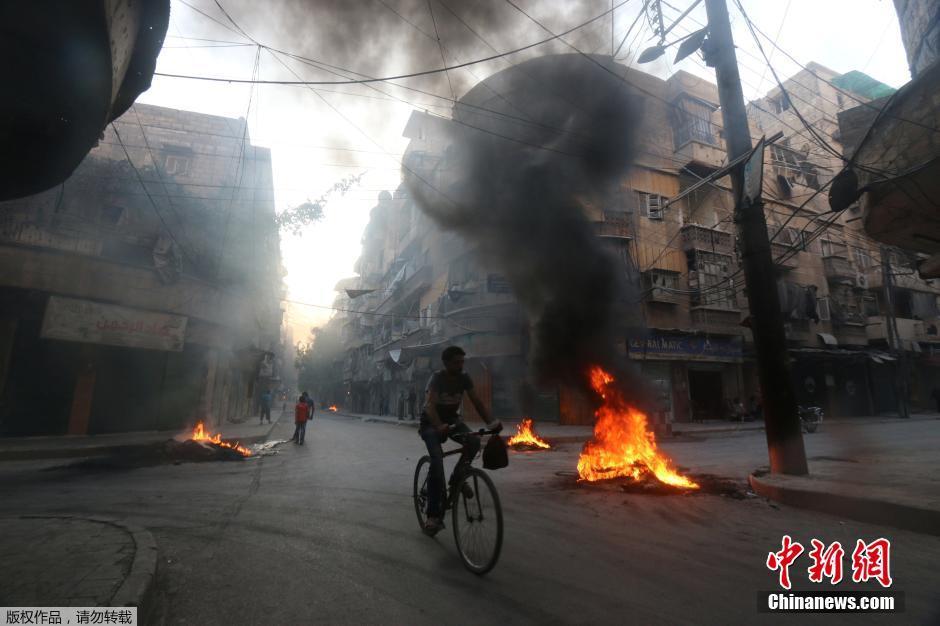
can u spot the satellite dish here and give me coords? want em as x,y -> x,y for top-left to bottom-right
828,167 -> 861,212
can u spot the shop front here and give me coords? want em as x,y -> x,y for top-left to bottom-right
628,332 -> 745,424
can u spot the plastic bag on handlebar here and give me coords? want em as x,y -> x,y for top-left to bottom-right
482,434 -> 509,470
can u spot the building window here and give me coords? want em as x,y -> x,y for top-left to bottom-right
672,96 -> 718,148
770,94 -> 791,114
773,226 -> 804,250
164,154 -> 191,176
820,234 -> 847,258
855,248 -> 871,272
817,297 -> 831,321
638,191 -> 667,220
689,250 -> 736,309
770,145 -> 821,190
99,205 -> 125,227
644,270 -> 679,293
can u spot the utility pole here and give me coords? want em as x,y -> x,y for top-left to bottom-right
880,246 -> 910,418
703,0 -> 808,474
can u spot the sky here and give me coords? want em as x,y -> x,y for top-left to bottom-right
137,0 -> 911,343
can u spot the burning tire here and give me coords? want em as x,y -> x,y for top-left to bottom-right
452,468 -> 503,575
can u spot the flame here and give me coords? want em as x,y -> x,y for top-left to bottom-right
328,405 -> 338,412
508,418 -> 551,449
190,421 -> 251,456
577,366 -> 697,489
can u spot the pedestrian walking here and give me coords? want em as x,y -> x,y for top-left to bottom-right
304,392 -> 315,427
398,390 -> 406,421
260,388 -> 273,425
407,387 -> 417,421
293,394 -> 310,444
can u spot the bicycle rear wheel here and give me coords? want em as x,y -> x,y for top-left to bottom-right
452,468 -> 503,575
413,456 -> 431,529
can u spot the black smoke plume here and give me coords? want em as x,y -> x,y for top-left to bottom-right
406,53 -> 650,403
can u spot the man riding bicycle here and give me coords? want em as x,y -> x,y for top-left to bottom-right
420,346 -> 502,535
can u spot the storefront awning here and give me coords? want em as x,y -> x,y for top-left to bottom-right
817,333 -> 838,346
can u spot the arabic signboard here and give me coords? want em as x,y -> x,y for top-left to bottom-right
628,333 -> 743,363
41,296 -> 187,351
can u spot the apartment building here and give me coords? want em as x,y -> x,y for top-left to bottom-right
0,103 -> 284,436
335,54 -> 938,425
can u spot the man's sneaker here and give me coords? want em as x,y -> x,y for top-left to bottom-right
423,517 -> 445,536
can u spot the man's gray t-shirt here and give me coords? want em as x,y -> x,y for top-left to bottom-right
421,370 -> 473,426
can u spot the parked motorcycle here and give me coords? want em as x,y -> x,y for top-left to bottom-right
798,405 -> 823,433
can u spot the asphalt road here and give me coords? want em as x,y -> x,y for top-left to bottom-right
1,416 -> 938,625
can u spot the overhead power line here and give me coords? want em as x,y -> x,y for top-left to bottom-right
156,0 -> 633,85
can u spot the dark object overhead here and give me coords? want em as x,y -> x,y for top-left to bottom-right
0,0 -> 170,201
828,167 -> 861,212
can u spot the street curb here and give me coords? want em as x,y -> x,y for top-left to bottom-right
21,515 -> 158,614
748,473 -> 940,537
0,415 -> 283,462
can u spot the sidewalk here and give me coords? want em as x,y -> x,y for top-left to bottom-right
0,515 -> 157,610
749,435 -> 940,537
0,411 -> 286,462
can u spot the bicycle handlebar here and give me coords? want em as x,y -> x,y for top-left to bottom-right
448,426 -> 502,438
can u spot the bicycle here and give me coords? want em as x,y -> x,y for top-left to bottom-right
412,427 -> 504,575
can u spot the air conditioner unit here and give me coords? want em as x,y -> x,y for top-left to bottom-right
854,273 -> 869,289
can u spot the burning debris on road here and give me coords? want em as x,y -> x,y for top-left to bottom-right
328,405 -> 339,412
189,422 -> 251,456
50,422 -> 256,472
577,367 -> 698,490
507,418 -> 552,450
189,422 -> 251,457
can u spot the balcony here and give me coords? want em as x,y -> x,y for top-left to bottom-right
866,317 -> 928,343
823,256 -> 855,281
375,263 -> 432,314
681,224 -> 733,253
646,287 -> 684,305
771,242 -> 799,270
443,290 -> 517,316
674,140 -> 726,172
690,306 -> 744,335
833,322 -> 868,346
594,219 -> 631,239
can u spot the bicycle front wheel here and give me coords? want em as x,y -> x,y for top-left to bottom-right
452,468 -> 503,575
413,456 -> 431,530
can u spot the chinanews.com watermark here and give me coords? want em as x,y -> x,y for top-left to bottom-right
759,591 -> 904,613
759,535 -> 903,614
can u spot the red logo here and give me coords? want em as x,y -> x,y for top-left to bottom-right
767,536 -> 892,589
766,535 -> 804,590
851,538 -> 893,588
807,539 -> 845,584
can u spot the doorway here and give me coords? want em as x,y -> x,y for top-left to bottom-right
688,369 -> 724,421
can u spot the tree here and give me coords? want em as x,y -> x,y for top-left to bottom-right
275,173 -> 365,235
